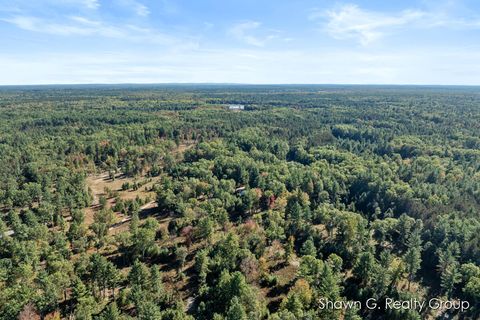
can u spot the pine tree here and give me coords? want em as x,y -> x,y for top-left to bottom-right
300,238 -> 316,257
404,247 -> 421,290
100,302 -> 121,320
441,263 -> 461,297
226,297 -> 247,320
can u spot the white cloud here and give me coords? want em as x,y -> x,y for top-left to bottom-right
228,21 -> 290,47
118,0 -> 150,17
135,3 -> 150,17
1,15 -> 196,47
1,0 -> 102,10
229,21 -> 265,47
3,15 -> 122,37
312,3 -> 480,46
316,4 -> 424,46
83,0 -> 99,10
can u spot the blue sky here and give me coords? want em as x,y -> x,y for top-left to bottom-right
1,0 -> 480,85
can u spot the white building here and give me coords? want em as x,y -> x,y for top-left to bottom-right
228,104 -> 245,110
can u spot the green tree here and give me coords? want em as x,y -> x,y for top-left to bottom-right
100,302 -> 121,320
226,297 -> 248,320
300,237 -> 316,257
404,247 -> 421,290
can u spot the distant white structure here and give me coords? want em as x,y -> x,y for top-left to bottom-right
228,104 -> 245,110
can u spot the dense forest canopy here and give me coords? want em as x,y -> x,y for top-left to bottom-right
0,85 -> 479,320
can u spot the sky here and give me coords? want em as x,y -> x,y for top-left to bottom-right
1,0 -> 480,85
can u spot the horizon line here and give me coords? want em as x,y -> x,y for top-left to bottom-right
1,82 -> 480,88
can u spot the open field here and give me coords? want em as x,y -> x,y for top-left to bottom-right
85,172 -> 158,227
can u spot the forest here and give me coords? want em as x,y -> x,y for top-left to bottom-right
0,84 -> 479,320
